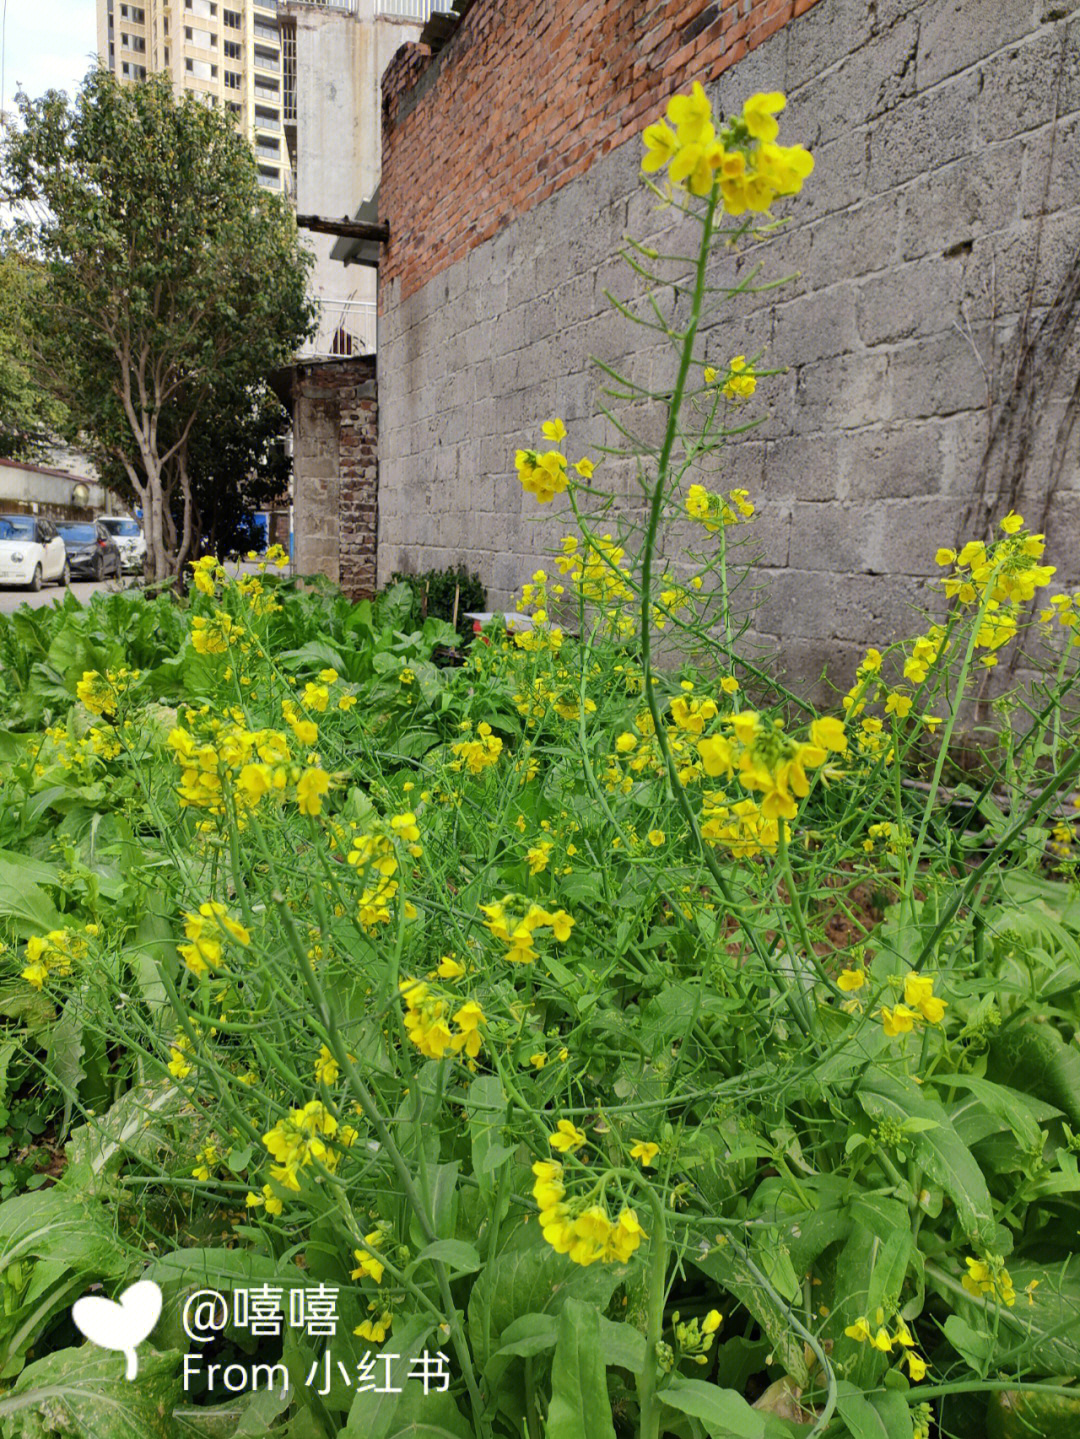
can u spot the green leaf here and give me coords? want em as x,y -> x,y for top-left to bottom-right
857,1069 -> 996,1246
44,996 -> 86,1140
987,1024 -> 1080,1128
546,1300 -> 617,1439
947,1073 -> 1053,1152
468,1226 -> 627,1373
660,1377 -> 766,1438
493,1313 -> 558,1360
412,1240 -> 481,1275
467,1075 -> 507,1194
343,1316 -> 436,1438
835,1382 -> 912,1439
0,1345 -> 183,1438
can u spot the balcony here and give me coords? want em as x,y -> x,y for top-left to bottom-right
298,298 -> 377,360
374,0 -> 455,18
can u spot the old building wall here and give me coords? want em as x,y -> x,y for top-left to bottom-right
291,356 -> 378,598
375,0 -> 1080,696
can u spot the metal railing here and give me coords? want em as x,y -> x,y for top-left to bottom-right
283,0 -> 358,10
298,298 -> 377,359
374,0 -> 456,20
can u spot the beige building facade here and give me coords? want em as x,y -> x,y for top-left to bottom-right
95,0 -> 289,195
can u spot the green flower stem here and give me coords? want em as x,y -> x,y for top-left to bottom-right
250,818 -> 491,1439
632,182 -> 816,1045
903,582 -> 1006,924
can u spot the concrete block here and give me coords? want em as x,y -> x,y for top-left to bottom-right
1020,113 -> 1080,218
788,500 -> 889,573
837,422 -> 944,500
898,140 -> 1024,262
918,0 -> 1037,90
793,352 -> 893,430
882,332 -> 989,420
784,0 -> 876,95
866,73 -> 981,194
976,29 -> 1076,146
855,258 -> 966,345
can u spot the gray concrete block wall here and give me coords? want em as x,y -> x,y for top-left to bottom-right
377,0 -> 1080,699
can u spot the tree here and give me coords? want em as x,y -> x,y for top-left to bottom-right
99,380 -> 292,557
0,247 -> 67,460
2,69 -> 314,579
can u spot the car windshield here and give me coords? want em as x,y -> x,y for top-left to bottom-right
0,517 -> 36,540
101,519 -> 140,537
57,525 -> 98,543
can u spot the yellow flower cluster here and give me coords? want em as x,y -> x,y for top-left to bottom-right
642,83 -> 813,212
704,356 -> 757,399
685,483 -> 755,533
450,721 -> 503,774
20,926 -> 90,990
961,1255 -> 1016,1307
177,901 -> 251,978
555,533 -> 635,632
345,810 -> 421,931
673,1309 -> 723,1365
479,895 -> 575,964
1040,589 -> 1080,645
936,513 -> 1055,606
167,717 -> 293,817
880,971 -> 947,1036
514,670 -> 600,726
76,667 -> 139,717
261,1098 -> 355,1192
531,1158 -> 646,1267
399,979 -> 485,1060
844,1310 -> 928,1381
351,1228 -> 388,1284
281,697 -> 318,747
191,611 -> 244,656
190,555 -> 225,597
515,418 -> 595,505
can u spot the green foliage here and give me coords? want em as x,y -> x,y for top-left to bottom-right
388,566 -> 487,646
0,77 -> 1079,1439
0,247 -> 67,460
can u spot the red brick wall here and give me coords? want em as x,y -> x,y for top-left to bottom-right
380,0 -> 822,300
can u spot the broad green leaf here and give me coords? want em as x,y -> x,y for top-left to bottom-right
343,1316 -> 435,1438
0,1345 -> 183,1438
493,1313 -> 558,1360
987,1025 -> 1080,1128
546,1300 -> 617,1439
947,1073 -> 1054,1151
692,1243 -> 808,1386
44,995 -> 86,1139
660,1377 -> 766,1438
468,1225 -> 627,1372
857,1069 -> 996,1246
835,1383 -> 912,1439
467,1075 -> 507,1194
412,1240 -> 481,1275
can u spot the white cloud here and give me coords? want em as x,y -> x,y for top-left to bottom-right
2,0 -> 98,118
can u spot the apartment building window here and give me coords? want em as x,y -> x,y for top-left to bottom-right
253,21 -> 277,42
121,32 -> 147,51
223,9 -> 241,26
211,64 -> 218,76
164,17 -> 168,32
164,46 -> 170,61
119,4 -> 146,18
253,45 -> 279,70
224,39 -> 240,58
227,100 -> 241,114
224,71 -> 241,89
109,42 -> 115,59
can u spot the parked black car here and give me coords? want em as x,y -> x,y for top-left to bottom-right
56,522 -> 123,581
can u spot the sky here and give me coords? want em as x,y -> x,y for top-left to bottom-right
1,0 -> 98,121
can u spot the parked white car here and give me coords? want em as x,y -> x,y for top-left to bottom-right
0,514 -> 69,590
98,515 -> 147,573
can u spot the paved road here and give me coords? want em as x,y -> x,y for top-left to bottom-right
0,575 -> 128,615
0,561 -> 286,616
